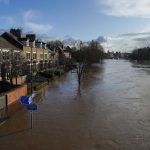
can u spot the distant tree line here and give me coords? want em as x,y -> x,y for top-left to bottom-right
130,47 -> 150,61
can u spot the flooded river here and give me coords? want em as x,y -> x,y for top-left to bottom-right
1,59 -> 150,149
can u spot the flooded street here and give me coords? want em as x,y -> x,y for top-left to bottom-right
1,59 -> 150,149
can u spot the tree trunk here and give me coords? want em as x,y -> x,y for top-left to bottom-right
78,74 -> 81,87
77,86 -> 81,96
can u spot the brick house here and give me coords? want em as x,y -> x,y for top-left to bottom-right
1,31 -> 50,73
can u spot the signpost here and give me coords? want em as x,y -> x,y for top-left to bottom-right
27,103 -> 37,129
19,95 -> 37,129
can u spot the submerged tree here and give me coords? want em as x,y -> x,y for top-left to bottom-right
72,46 -> 87,86
72,41 -> 104,87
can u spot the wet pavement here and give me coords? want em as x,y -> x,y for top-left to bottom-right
1,60 -> 150,149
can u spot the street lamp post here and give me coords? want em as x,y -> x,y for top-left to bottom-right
30,46 -> 33,94
30,46 -> 33,129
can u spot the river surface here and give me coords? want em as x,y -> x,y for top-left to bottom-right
1,60 -> 150,149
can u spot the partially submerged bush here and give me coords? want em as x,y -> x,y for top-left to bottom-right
0,81 -> 18,93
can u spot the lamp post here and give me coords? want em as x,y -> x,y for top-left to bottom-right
30,46 -> 33,94
30,46 -> 33,129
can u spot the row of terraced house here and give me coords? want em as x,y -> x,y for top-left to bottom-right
0,29 -> 71,80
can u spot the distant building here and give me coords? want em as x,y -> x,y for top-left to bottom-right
106,51 -> 114,59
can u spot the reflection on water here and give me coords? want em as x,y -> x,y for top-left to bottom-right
131,61 -> 150,76
1,60 -> 150,149
81,64 -> 104,90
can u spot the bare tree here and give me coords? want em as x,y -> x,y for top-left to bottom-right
72,41 -> 104,88
72,42 -> 87,87
9,50 -> 26,85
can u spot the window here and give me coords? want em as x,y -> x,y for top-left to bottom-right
26,53 -> 30,59
40,54 -> 43,59
33,53 -> 37,59
45,54 -> 47,59
2,51 -> 10,60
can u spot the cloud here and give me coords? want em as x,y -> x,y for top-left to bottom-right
23,10 -> 38,21
37,34 -> 60,42
134,36 -> 150,42
99,0 -> 150,18
101,32 -> 150,52
22,10 -> 53,35
25,22 -> 53,34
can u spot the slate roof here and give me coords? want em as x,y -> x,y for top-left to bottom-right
48,48 -> 54,53
1,32 -> 23,49
0,37 -> 20,50
18,37 -> 28,41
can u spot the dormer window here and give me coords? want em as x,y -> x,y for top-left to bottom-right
36,42 -> 42,48
29,40 -> 35,48
44,43 -> 47,49
33,41 -> 35,48
42,43 -> 47,49
18,38 -> 30,47
26,39 -> 29,46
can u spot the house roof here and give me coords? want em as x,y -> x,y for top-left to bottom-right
36,41 -> 42,44
18,37 -> 29,41
1,32 -> 23,49
0,37 -> 20,50
48,48 -> 54,53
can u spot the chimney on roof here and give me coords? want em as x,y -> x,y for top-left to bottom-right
10,28 -> 22,38
26,34 -> 36,41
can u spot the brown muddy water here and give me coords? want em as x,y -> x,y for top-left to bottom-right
1,60 -> 150,150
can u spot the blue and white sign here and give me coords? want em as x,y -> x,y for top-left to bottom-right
19,96 -> 32,105
26,103 -> 37,111
19,93 -> 36,105
19,93 -> 38,129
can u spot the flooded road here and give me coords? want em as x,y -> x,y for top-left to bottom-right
1,60 -> 150,149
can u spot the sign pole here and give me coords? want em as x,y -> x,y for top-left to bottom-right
30,110 -> 33,129
31,46 -> 33,94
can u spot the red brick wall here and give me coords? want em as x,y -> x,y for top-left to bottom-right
12,76 -> 27,85
6,84 -> 27,105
